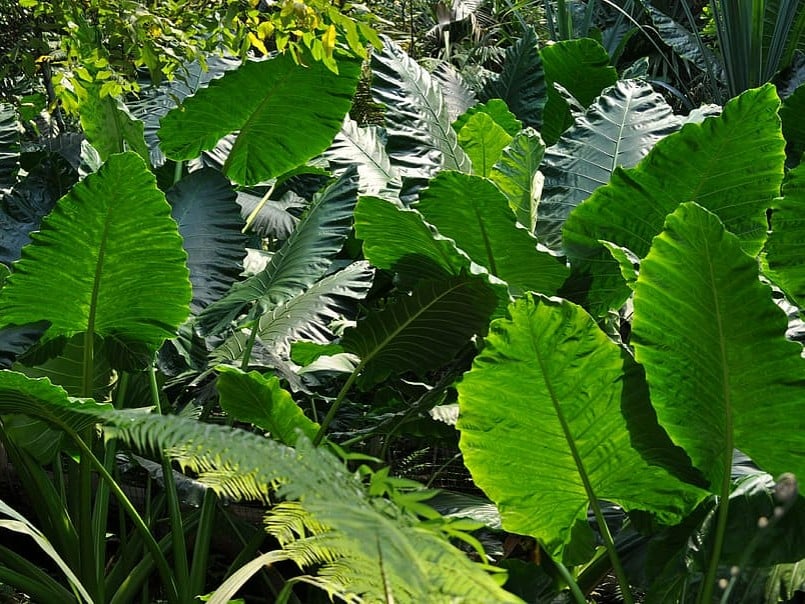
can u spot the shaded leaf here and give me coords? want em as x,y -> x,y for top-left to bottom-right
765,162 -> 805,305
479,27 -> 545,129
168,169 -> 248,314
537,79 -> 682,251
159,51 -> 361,185
563,84 -> 785,315
341,275 -> 498,388
371,37 -> 471,178
780,82 -> 805,165
0,103 -> 19,189
432,62 -> 478,123
198,169 -> 358,335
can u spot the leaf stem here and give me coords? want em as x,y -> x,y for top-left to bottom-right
553,557 -> 588,604
243,182 -> 276,233
698,464 -> 732,604
588,498 -> 634,604
312,363 -> 363,445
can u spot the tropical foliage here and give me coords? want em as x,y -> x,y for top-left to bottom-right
0,1 -> 804,603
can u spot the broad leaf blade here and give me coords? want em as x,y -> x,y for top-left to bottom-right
479,27 -> 545,129
354,195 -> 471,283
255,261 -> 374,356
0,152 -> 191,351
168,169 -> 248,314
79,85 -> 149,163
415,171 -> 569,295
457,113 -> 512,177
198,169 -> 358,335
324,115 -> 402,201
765,162 -> 805,305
341,275 -> 497,388
371,36 -> 472,177
537,79 -> 682,251
0,103 -> 19,189
540,38 -> 618,145
780,82 -> 805,165
489,128 -> 545,232
158,52 -> 361,185
563,84 -> 786,315
457,294 -> 706,559
632,202 -> 805,489
216,366 -> 319,446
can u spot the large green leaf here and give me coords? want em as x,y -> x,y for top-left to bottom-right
198,169 -> 358,335
354,195 -> 471,284
632,202 -> 805,489
489,128 -> 545,232
341,275 -> 498,388
168,169 -> 248,314
0,152 -> 191,351
764,162 -> 805,305
457,112 -> 513,177
780,81 -> 805,165
540,38 -> 618,145
216,366 -> 318,446
0,103 -> 19,190
414,171 -> 569,295
457,294 -> 706,560
158,51 -> 361,185
479,27 -> 546,129
563,84 -> 786,315
371,37 -> 472,177
646,6 -> 724,82
79,84 -> 149,163
537,79 -> 682,251
254,261 -> 373,356
324,115 -> 402,201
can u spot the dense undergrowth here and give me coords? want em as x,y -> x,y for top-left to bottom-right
0,1 -> 804,602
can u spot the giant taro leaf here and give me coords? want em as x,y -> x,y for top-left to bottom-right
0,103 -> 19,190
0,152 -> 191,352
323,115 -> 402,201
537,79 -> 682,251
457,294 -> 706,560
414,171 -> 568,295
766,162 -> 805,305
540,38 -> 618,145
79,84 -> 149,163
198,169 -> 358,335
168,169 -> 248,314
341,274 -> 498,388
371,37 -> 471,178
158,51 -> 361,185
479,27 -> 545,129
632,202 -> 805,491
489,128 -> 545,232
457,113 -> 513,178
780,82 -> 805,165
354,195 -> 472,284
216,366 -> 319,446
562,84 -> 786,316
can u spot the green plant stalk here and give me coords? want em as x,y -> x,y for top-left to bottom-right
173,160 -> 183,186
148,366 -> 191,601
588,497 -> 634,604
189,488 -> 217,596
312,363 -> 362,445
698,457 -> 733,603
0,544 -> 77,602
72,432 -> 180,604
92,372 -> 129,598
239,308 -> 261,371
79,332 -> 99,600
552,557 -> 588,604
242,182 -> 276,233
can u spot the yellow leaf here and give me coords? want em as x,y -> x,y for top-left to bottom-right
322,24 -> 336,58
248,32 -> 268,55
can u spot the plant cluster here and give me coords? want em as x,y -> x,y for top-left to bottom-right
0,0 -> 804,603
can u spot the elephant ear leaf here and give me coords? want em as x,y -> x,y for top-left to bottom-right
765,161 -> 805,306
414,171 -> 568,295
0,152 -> 191,356
537,79 -> 682,252
0,103 -> 20,189
216,366 -> 319,446
371,36 -> 471,177
457,294 -> 706,561
158,51 -> 362,185
632,202 -> 805,490
341,274 -> 498,388
168,169 -> 248,314
563,84 -> 785,315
